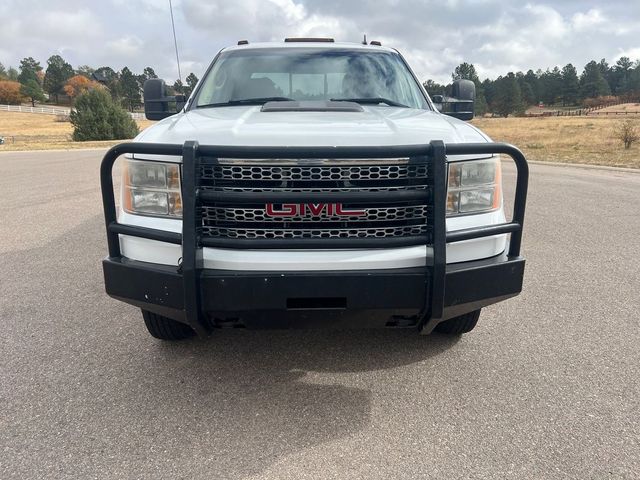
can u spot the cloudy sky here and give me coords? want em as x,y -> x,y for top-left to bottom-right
1,0 -> 639,83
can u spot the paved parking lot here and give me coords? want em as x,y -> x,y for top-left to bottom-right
1,149 -> 639,479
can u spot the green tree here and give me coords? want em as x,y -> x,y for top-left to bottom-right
452,62 -> 480,84
76,65 -> 95,78
43,55 -> 74,103
137,66 -> 158,90
172,79 -> 186,95
580,60 -> 611,99
481,78 -> 495,106
492,73 -> 523,117
7,67 -> 19,81
561,63 -> 580,106
540,67 -> 563,105
423,79 -> 448,97
70,88 -> 139,141
524,70 -> 540,103
0,63 -> 6,80
119,67 -> 141,111
185,72 -> 199,96
613,56 -> 634,94
597,58 -> 614,88
18,57 -> 42,85
93,66 -> 121,101
142,67 -> 157,80
516,72 -> 535,106
20,78 -> 46,106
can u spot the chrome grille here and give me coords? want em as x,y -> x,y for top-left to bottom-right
202,205 -> 429,223
198,160 -> 431,245
201,164 -> 429,182
203,225 -> 429,240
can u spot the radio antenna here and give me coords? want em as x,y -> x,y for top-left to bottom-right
169,0 -> 182,82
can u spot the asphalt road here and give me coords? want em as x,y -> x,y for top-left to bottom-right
1,149 -> 639,479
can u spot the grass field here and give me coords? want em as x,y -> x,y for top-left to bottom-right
1,111 -> 639,169
0,112 -> 154,151
472,116 -> 640,169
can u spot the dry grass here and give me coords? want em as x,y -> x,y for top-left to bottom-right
595,103 -> 640,114
472,116 -> 640,169
0,111 -> 154,151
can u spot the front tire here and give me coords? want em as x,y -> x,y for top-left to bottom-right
141,310 -> 195,340
434,309 -> 481,335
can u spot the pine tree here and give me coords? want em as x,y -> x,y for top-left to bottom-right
492,73 -> 523,117
119,67 -> 141,111
43,55 -> 74,103
580,61 -> 611,99
20,78 -> 46,106
70,88 -> 139,141
185,72 -> 199,96
17,57 -> 42,86
561,64 -> 580,106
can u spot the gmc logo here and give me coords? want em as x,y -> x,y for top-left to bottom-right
265,203 -> 367,217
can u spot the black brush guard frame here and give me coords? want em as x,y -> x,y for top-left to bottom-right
101,141 -> 528,336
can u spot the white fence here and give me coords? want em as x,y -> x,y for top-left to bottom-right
0,104 -> 146,119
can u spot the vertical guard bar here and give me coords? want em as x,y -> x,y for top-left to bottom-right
100,146 -> 123,258
181,141 -> 207,336
428,140 -> 447,323
506,147 -> 528,257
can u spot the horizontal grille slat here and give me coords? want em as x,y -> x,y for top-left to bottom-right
202,205 -> 429,223
201,164 -> 429,182
202,225 -> 429,240
198,160 -> 432,247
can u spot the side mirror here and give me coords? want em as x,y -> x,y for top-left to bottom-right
144,79 -> 185,120
431,94 -> 444,112
448,79 -> 475,121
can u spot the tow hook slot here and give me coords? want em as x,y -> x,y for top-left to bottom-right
286,297 -> 347,310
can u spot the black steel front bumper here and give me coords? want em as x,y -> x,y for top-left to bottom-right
103,254 -> 525,333
100,140 -> 528,336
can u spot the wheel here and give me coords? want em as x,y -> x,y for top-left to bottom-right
434,309 -> 481,335
141,310 -> 195,340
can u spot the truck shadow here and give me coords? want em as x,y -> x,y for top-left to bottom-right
3,213 -> 460,479
124,329 -> 460,478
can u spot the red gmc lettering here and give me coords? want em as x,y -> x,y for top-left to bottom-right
265,203 -> 297,216
265,203 -> 367,217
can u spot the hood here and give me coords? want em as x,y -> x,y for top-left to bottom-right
136,106 -> 490,150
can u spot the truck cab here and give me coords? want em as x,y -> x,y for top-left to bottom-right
100,39 -> 528,340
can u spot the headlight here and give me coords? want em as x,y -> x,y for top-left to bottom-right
122,159 -> 182,217
447,158 -> 501,216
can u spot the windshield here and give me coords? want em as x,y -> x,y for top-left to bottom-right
194,47 -> 429,110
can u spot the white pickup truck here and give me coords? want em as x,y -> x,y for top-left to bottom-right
100,38 -> 529,340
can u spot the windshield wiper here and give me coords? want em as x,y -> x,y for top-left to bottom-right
197,97 -> 294,108
330,97 -> 408,108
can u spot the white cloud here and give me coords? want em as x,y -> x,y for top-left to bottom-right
571,8 -> 606,31
614,48 -> 640,63
106,35 -> 145,58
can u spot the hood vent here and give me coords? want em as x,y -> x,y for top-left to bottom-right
261,100 -> 364,113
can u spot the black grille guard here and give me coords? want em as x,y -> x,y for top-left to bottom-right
100,141 -> 528,335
